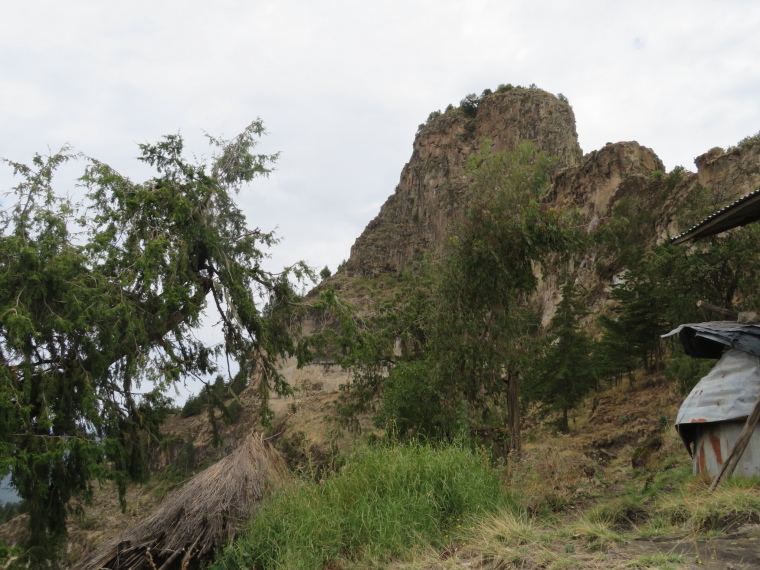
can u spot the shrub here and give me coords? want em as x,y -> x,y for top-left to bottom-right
459,93 -> 480,118
665,165 -> 685,193
181,394 -> 204,418
727,130 -> 760,151
664,353 -> 714,395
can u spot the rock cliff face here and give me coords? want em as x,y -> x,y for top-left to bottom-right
345,89 -> 760,288
346,88 -> 582,276
695,142 -> 760,200
279,90 -> 760,403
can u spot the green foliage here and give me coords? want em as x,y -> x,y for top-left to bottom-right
0,500 -> 26,525
727,129 -> 760,151
497,83 -> 514,93
664,165 -> 685,193
598,267 -> 667,377
181,394 -> 205,418
336,142 -> 581,451
0,121 -> 311,562
210,443 -> 513,570
596,196 -> 657,269
459,93 -> 480,117
664,353 -> 714,395
526,280 -> 596,431
177,435 -> 197,476
557,93 -> 569,104
593,185 -> 760,387
319,265 -> 332,280
378,360 -> 448,438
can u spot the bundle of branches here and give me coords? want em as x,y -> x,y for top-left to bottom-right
76,433 -> 289,570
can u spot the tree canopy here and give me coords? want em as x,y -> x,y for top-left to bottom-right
0,121 -> 308,562
335,142 -> 580,452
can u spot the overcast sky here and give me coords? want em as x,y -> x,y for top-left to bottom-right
2,0 -> 759,403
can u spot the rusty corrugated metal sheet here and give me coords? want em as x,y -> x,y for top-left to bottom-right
676,349 -> 760,425
663,322 -> 760,359
692,421 -> 760,477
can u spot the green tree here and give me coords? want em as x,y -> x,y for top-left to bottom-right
341,142 -> 579,454
0,121 -> 309,563
527,280 -> 596,432
425,142 -> 577,452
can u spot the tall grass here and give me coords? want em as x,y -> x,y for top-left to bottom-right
210,442 -> 514,569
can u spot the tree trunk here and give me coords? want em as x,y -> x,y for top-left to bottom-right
507,371 -> 521,457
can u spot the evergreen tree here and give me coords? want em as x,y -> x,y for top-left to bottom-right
527,280 -> 596,432
0,121 -> 310,563
340,142 -> 580,453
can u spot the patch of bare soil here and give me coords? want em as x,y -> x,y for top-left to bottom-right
613,524 -> 760,569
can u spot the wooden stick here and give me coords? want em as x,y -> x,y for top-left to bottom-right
697,300 -> 737,319
709,393 -> 760,491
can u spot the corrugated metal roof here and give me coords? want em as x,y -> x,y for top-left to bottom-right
663,321 -> 760,359
670,187 -> 760,245
676,349 -> 760,425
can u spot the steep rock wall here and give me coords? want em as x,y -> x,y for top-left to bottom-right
346,88 -> 582,277
279,96 -> 760,420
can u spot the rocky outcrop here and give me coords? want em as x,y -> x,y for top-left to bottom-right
299,89 -> 760,394
346,88 -> 582,277
695,140 -> 760,200
550,141 -> 664,225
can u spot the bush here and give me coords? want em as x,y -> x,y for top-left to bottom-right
211,443 -> 513,569
459,93 -> 480,118
181,394 -> 205,418
728,130 -> 760,151
664,353 -> 714,395
665,165 -> 686,193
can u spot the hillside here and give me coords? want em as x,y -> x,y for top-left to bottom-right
270,86 -> 760,406
3,86 -> 760,568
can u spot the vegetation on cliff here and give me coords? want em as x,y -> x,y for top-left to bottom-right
4,88 -> 760,568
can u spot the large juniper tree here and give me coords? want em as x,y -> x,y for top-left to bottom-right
0,121 -> 308,563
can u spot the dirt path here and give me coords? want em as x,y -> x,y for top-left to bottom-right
613,524 -> 760,569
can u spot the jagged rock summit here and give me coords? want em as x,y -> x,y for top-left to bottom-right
342,87 -> 760,283
346,87 -> 583,277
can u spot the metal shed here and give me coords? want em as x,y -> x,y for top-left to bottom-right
665,323 -> 760,478
667,188 -> 760,484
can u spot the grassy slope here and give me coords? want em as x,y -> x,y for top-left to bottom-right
215,374 -> 760,570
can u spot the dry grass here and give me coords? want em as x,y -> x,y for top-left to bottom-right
75,433 -> 289,570
508,441 -> 599,516
657,478 -> 760,533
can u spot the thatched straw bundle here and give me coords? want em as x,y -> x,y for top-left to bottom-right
77,433 -> 289,570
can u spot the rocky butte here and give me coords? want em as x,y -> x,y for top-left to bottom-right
270,86 -> 760,406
